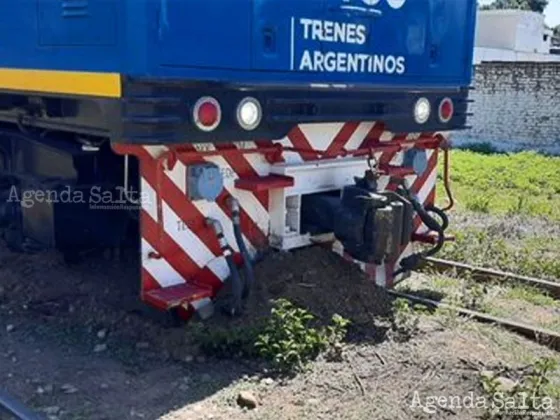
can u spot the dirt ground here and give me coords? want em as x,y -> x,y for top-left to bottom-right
0,218 -> 559,420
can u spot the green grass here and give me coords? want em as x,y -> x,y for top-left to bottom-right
440,228 -> 560,281
504,285 -> 559,307
437,150 -> 560,220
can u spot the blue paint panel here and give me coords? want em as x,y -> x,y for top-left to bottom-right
158,0 -> 252,69
0,0 -> 125,71
0,0 -> 477,88
38,0 -> 117,46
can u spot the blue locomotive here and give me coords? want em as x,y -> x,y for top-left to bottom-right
0,0 -> 477,317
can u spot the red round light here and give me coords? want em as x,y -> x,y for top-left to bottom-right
198,102 -> 218,126
193,97 -> 221,131
439,98 -> 454,123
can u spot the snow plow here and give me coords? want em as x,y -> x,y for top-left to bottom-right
0,0 -> 477,320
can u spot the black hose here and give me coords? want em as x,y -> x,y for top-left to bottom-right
0,390 -> 43,420
394,184 -> 446,275
425,204 -> 449,231
229,198 -> 255,299
224,254 -> 243,316
206,218 -> 243,316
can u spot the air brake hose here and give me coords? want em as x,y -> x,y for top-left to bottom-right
425,204 -> 449,232
228,198 -> 255,299
393,183 -> 446,276
441,146 -> 455,212
206,218 -> 243,316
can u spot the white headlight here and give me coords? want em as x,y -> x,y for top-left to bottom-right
414,98 -> 431,124
236,97 -> 262,131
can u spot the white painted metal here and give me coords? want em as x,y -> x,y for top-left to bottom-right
268,157 -> 370,250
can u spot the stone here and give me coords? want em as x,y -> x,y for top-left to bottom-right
496,377 -> 517,393
93,344 -> 107,353
61,384 -> 78,394
43,407 -> 61,415
6,324 -> 14,333
260,377 -> 274,386
97,329 -> 107,339
135,342 -> 150,350
184,355 -> 194,363
237,391 -> 258,409
480,370 -> 494,380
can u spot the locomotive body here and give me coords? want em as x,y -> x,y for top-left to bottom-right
0,0 -> 477,318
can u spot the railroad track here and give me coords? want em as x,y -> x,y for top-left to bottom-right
422,257 -> 560,298
0,390 -> 42,420
396,257 -> 560,352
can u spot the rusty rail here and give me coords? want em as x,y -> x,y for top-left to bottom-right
387,290 -> 560,352
422,257 -> 560,299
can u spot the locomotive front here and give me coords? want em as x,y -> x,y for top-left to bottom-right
0,0 -> 477,319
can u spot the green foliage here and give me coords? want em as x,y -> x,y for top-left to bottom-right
323,314 -> 352,361
505,285 -> 559,307
480,0 -> 548,13
525,358 -> 560,402
441,228 -> 560,280
461,278 -> 487,311
465,193 -> 492,213
255,299 -> 350,373
437,150 -> 560,220
459,141 -> 500,155
191,300 -> 350,373
390,298 -> 420,341
481,358 -> 559,419
190,322 -> 261,358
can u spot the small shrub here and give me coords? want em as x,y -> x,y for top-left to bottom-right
190,300 -> 350,373
459,141 -> 500,155
323,314 -> 351,361
390,298 -> 420,341
523,358 -> 559,404
255,299 -> 350,373
480,358 -> 559,419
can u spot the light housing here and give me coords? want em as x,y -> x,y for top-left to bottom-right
236,97 -> 262,131
193,96 -> 221,132
413,97 -> 431,124
438,97 -> 454,123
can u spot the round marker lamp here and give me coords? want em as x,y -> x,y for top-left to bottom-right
413,97 -> 431,124
193,96 -> 221,132
236,97 -> 262,131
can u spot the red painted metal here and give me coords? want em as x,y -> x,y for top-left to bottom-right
166,136 -> 444,163
235,174 -> 295,192
379,165 -> 415,177
412,232 -> 455,244
144,283 -> 213,311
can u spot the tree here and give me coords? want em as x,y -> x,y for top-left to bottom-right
554,25 -> 560,38
480,0 -> 548,13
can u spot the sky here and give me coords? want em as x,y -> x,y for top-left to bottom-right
478,0 -> 560,27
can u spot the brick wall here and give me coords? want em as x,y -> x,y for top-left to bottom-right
452,62 -> 560,154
